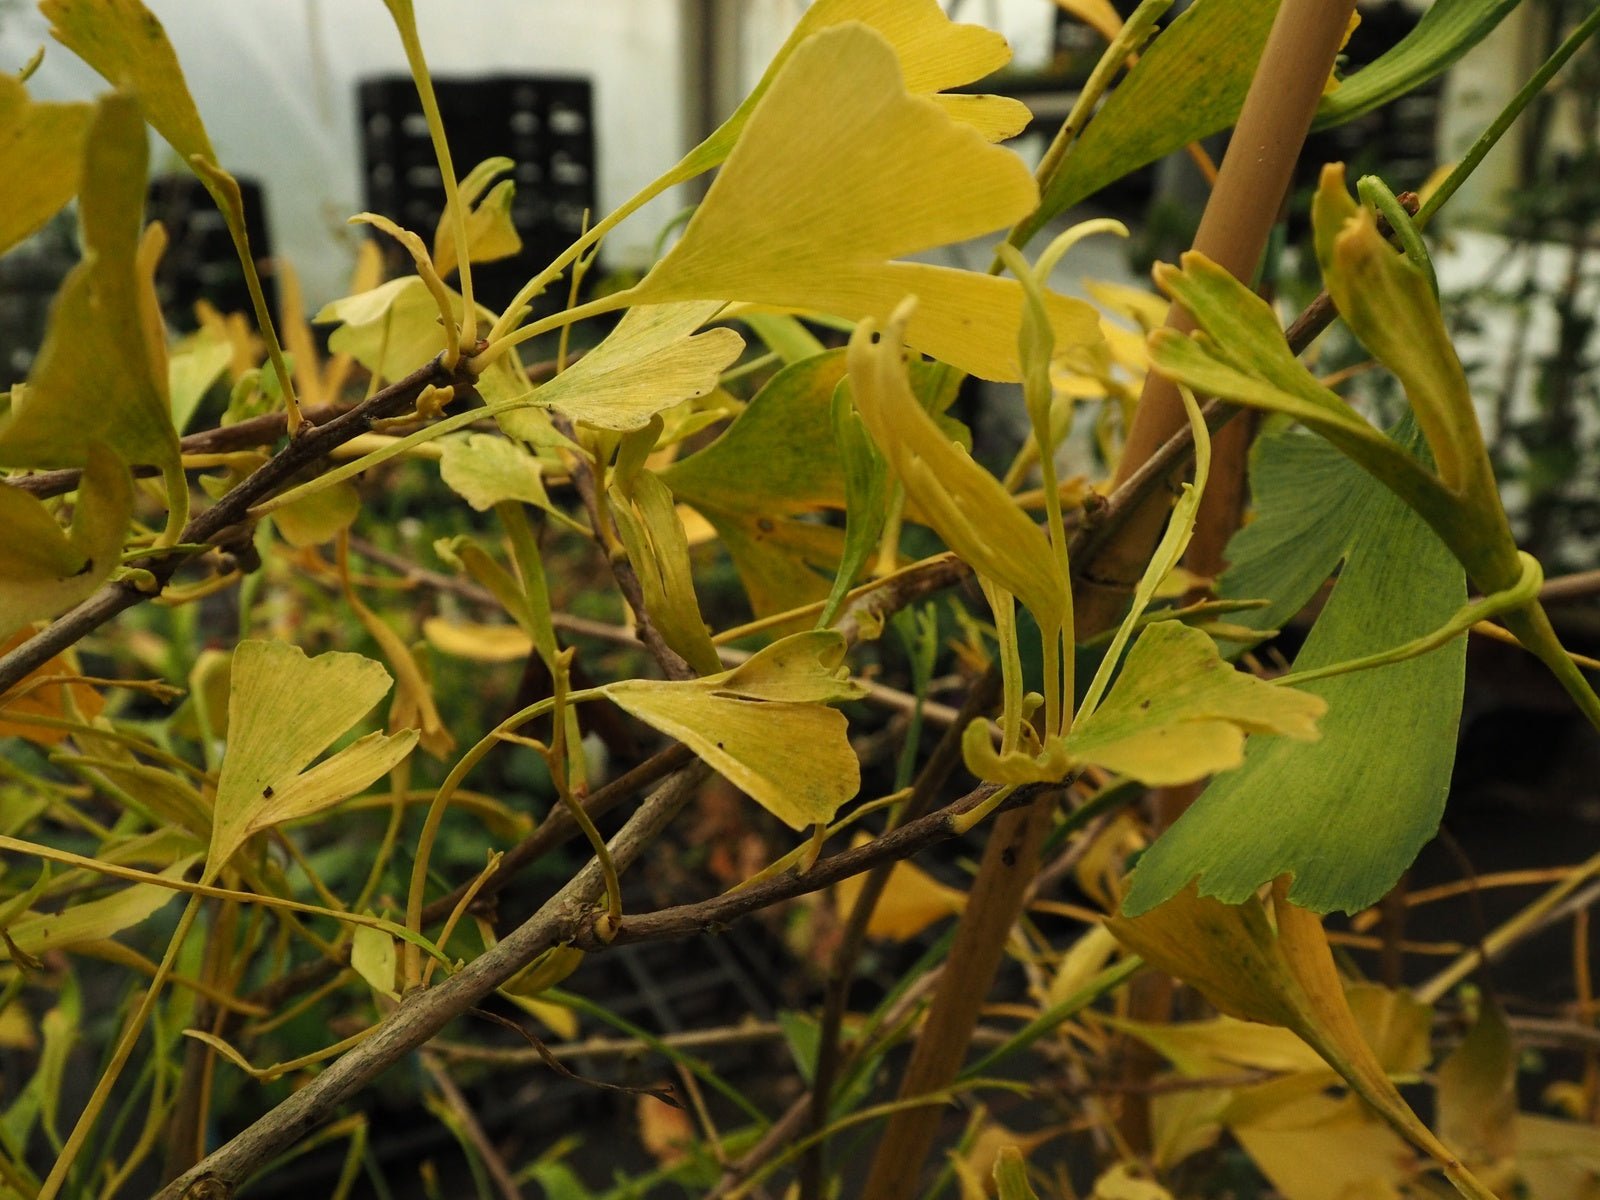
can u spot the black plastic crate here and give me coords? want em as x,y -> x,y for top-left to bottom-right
359,75 -> 597,314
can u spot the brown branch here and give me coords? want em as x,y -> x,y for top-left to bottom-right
0,356 -> 468,695
155,762 -> 709,1200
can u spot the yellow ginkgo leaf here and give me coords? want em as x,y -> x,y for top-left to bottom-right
506,302 -> 745,437
848,302 -> 1067,631
438,433 -> 552,512
1109,886 -> 1497,1200
43,0 -> 214,164
314,276 -> 525,404
421,618 -> 533,663
0,443 -> 132,638
0,76 -> 91,258
207,641 -> 418,881
835,835 -> 964,939
601,630 -> 865,829
433,157 -> 523,279
631,24 -> 1100,383
273,480 -> 360,549
691,0 -> 1027,172
0,96 -> 177,478
0,634 -> 106,747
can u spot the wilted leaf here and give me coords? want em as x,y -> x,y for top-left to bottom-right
637,1094 -> 694,1167
1110,887 -> 1495,1198
0,97 -> 177,477
602,631 -> 865,828
1122,423 -> 1466,916
0,442 -> 132,637
0,76 -> 91,257
207,641 -> 417,880
0,635 -> 106,746
1229,1087 -> 1416,1200
631,24 -> 1100,383
611,470 -> 722,674
1436,996 -> 1516,1170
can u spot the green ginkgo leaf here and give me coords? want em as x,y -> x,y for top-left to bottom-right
0,76 -> 91,258
206,641 -> 417,881
504,301 -> 745,437
601,631 -> 866,828
0,442 -> 132,638
433,157 -> 522,279
630,23 -> 1101,383
0,96 -> 177,478
1122,422 -> 1466,917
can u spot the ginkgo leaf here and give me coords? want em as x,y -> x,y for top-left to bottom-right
273,480 -> 360,548
422,618 -> 533,663
601,631 -> 865,828
207,641 -> 417,880
351,919 -> 399,999
1109,887 -> 1496,1200
835,835 -> 964,939
848,303 -> 1068,632
433,157 -> 522,278
630,24 -> 1101,383
1065,622 -> 1324,785
42,0 -> 215,163
0,96 -> 177,476
167,326 -> 232,433
438,433 -> 551,512
0,442 -> 132,637
0,634 -> 106,747
1123,422 -> 1466,917
689,0 -> 1027,175
504,302 -> 744,436
4,858 -> 196,960
963,622 -> 1323,787
314,275 -> 525,405
0,76 -> 91,258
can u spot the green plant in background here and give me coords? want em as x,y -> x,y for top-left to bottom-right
0,1 -> 1597,1198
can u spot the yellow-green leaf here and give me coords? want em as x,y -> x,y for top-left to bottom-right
314,275 -> 525,405
1064,622 -> 1324,786
0,76 -> 91,257
0,442 -> 132,637
207,641 -> 417,881
421,618 -> 533,663
351,919 -> 399,999
42,0 -> 215,164
273,480 -> 360,548
632,24 -> 1100,383
4,857 -> 196,960
507,302 -> 744,437
433,157 -> 522,278
993,1146 -> 1042,1200
848,303 -> 1067,631
601,630 -> 865,828
0,96 -> 177,475
438,433 -> 551,512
